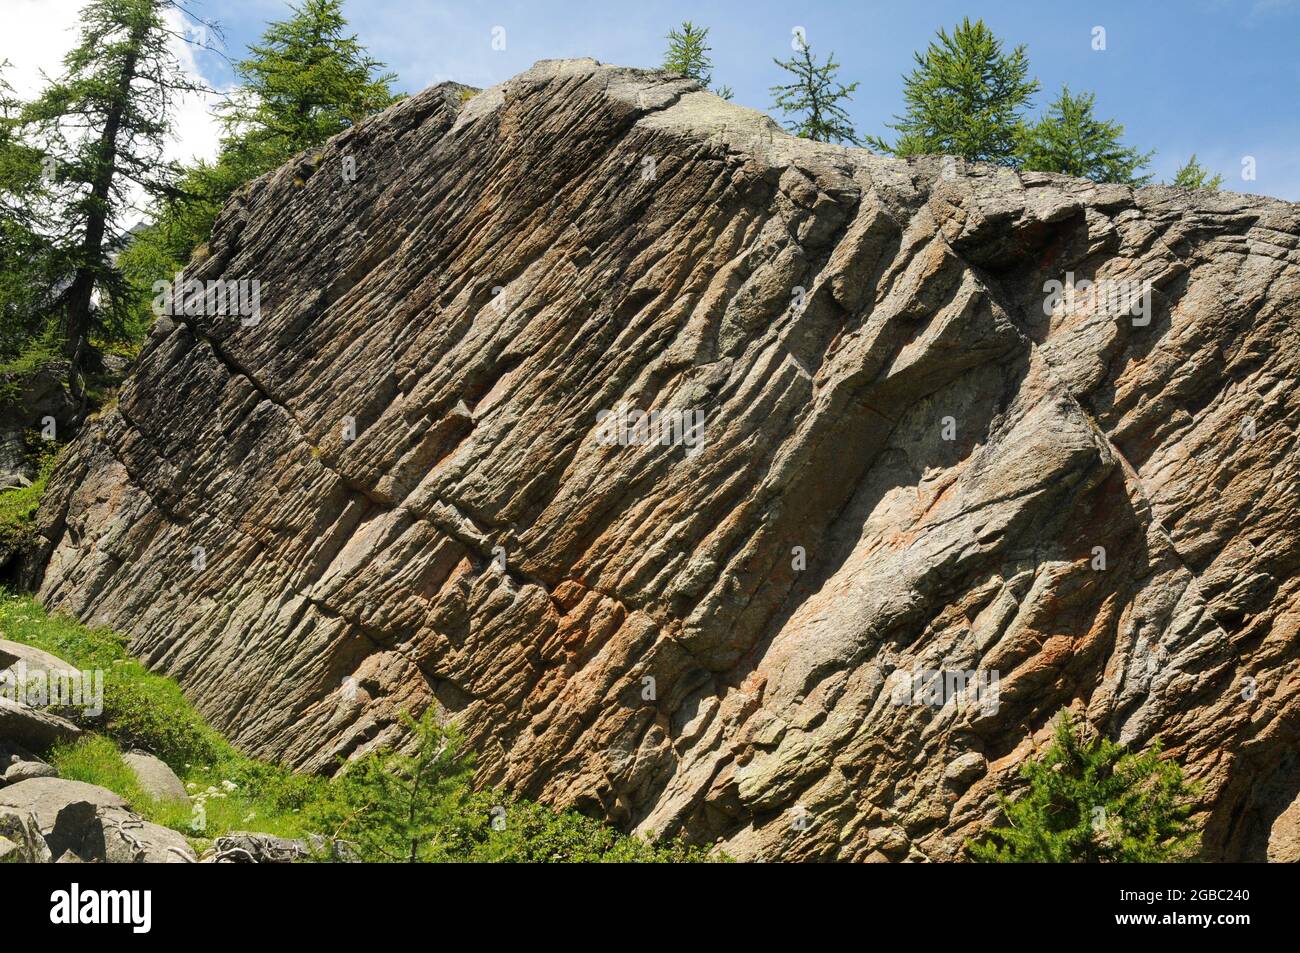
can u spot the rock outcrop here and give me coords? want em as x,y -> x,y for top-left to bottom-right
27,60 -> 1300,860
0,359 -> 77,492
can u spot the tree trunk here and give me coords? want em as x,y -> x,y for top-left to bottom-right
62,19 -> 148,380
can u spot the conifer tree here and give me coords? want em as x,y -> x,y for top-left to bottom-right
118,0 -> 399,337
970,711 -> 1200,862
1019,85 -> 1153,184
21,0 -> 212,377
662,22 -> 732,100
217,0 -> 398,173
1172,154 -> 1224,190
312,707 -> 476,863
868,18 -> 1036,164
771,38 -> 860,145
0,62 -> 57,356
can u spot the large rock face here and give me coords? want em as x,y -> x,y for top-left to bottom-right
28,60 -> 1300,861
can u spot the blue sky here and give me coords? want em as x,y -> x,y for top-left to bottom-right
13,0 -> 1300,198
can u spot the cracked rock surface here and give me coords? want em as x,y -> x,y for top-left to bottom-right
29,59 -> 1300,860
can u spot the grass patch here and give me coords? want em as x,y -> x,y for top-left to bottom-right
0,442 -> 59,557
50,733 -> 148,801
0,592 -> 324,850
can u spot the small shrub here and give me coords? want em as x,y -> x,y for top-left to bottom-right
307,708 -> 478,862
969,710 -> 1201,862
0,441 -> 60,562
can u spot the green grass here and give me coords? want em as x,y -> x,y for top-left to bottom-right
0,444 -> 58,553
0,592 -> 324,850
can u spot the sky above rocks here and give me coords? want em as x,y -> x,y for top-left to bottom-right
4,0 -> 1298,199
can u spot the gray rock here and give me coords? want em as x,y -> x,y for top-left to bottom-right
122,750 -> 188,804
77,806 -> 196,863
0,777 -> 195,862
0,807 -> 52,862
0,638 -> 80,680
0,740 -> 43,765
943,752 -> 987,788
0,698 -> 81,752
3,760 -> 58,784
306,833 -> 360,863
0,777 -> 128,857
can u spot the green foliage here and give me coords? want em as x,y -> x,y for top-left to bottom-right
0,592 -> 226,766
663,22 -> 713,84
0,324 -> 63,381
20,0 -> 212,369
0,438 -> 59,563
218,0 -> 398,171
308,708 -> 717,862
970,711 -> 1201,862
1172,154 -> 1224,191
868,17 -> 1037,164
307,708 -> 477,862
662,21 -> 732,100
771,40 -> 861,145
0,62 -> 58,359
48,732 -> 324,844
1019,85 -> 1153,184
453,791 -> 718,863
50,733 -> 149,800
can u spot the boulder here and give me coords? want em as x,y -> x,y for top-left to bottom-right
0,697 -> 81,752
0,807 -> 51,862
122,750 -> 188,804
77,806 -> 196,863
0,777 -> 127,856
24,59 -> 1300,861
0,638 -> 80,680
3,760 -> 58,784
0,776 -> 195,862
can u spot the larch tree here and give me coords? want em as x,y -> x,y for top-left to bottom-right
771,38 -> 861,145
662,21 -> 732,100
867,18 -> 1037,164
1172,154 -> 1224,190
1019,85 -> 1153,185
21,0 -> 211,380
